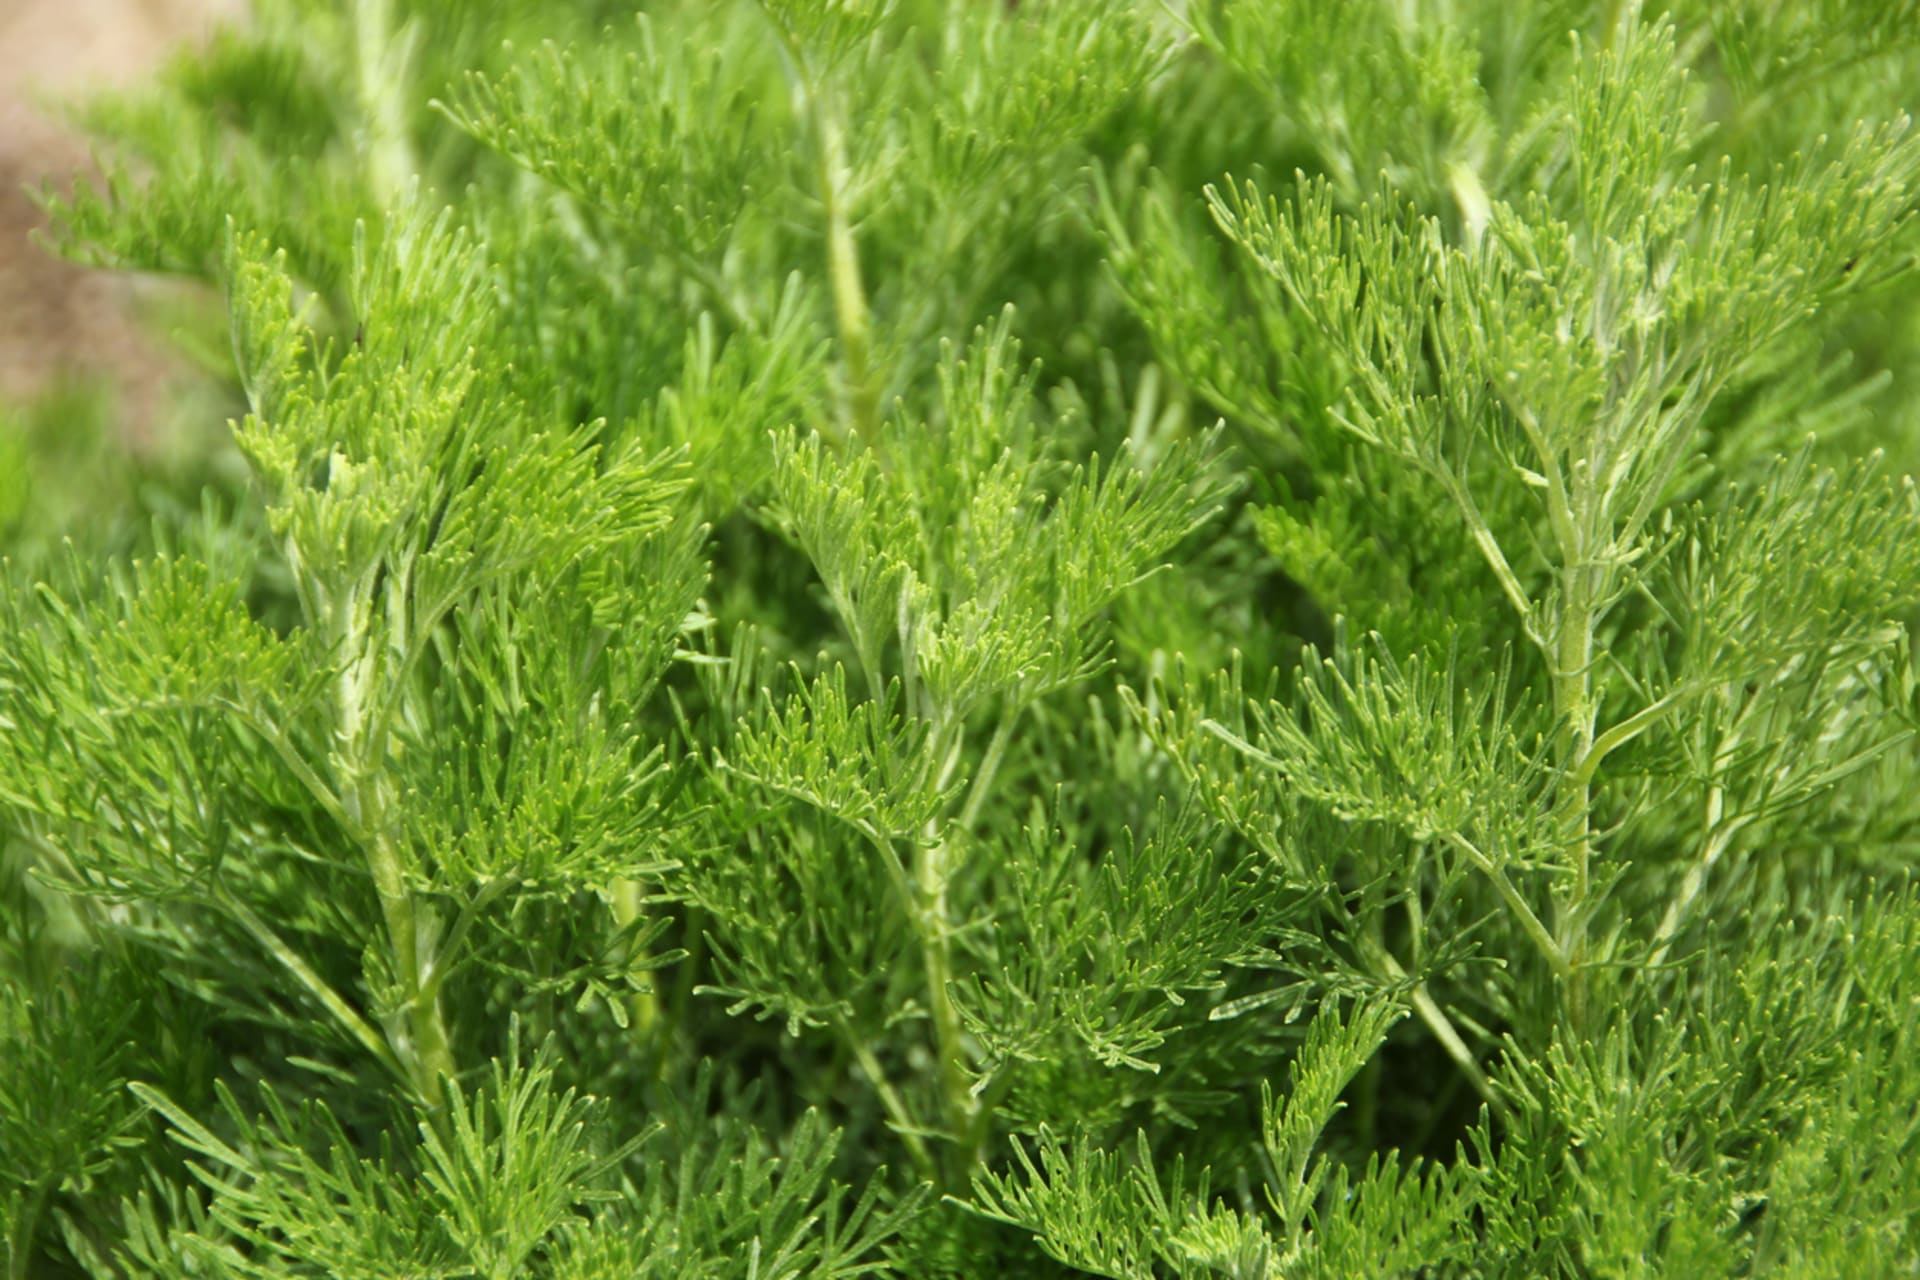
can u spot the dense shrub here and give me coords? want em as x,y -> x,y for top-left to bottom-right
5,2 -> 1920,1275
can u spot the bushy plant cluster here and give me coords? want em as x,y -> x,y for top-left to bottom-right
5,1 -> 1920,1275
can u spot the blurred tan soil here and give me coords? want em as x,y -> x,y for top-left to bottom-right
0,0 -> 243,430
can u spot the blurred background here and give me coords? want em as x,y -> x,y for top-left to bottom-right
2,0 -> 240,413
0,0 -> 243,548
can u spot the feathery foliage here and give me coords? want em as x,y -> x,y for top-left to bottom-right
5,0 -> 1920,1275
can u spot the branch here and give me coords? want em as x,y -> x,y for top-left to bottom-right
1442,831 -> 1571,978
833,1012 -> 939,1182
1441,471 -> 1537,629
219,886 -> 405,1083
1572,683 -> 1692,791
1363,938 -> 1497,1109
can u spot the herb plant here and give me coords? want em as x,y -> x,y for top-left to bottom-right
5,1 -> 1920,1276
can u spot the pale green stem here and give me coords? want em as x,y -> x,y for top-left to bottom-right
1599,0 -> 1636,50
765,4 -> 878,446
1649,787 -> 1750,968
1443,472 -> 1535,625
1499,391 -> 1579,558
610,878 -> 660,1039
1365,940 -> 1496,1109
813,94 -> 879,444
237,709 -> 356,835
222,888 -> 403,1082
354,0 -> 416,207
1408,987 -> 1496,1108
332,580 -> 455,1111
1614,369 -> 1733,553
418,873 -> 517,1012
910,710 -> 990,1182
914,706 -> 1021,1182
230,622 -> 455,1105
1552,556 -> 1601,1030
958,1065 -> 1021,1173
833,1013 -> 938,1182
916,825 -> 973,1182
1572,684 -> 1690,792
364,818 -> 455,1110
956,708 -> 1019,834
1446,160 -> 1491,246
1406,885 -> 1426,969
1443,832 -> 1571,978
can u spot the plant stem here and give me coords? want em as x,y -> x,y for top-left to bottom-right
1572,685 -> 1688,791
1362,935 -> 1497,1109
1552,554 -> 1601,1030
958,1064 -> 1020,1172
9,1181 -> 50,1280
354,0 -> 416,207
331,580 -> 456,1111
957,708 -> 1019,834
813,92 -> 879,445
222,888 -> 403,1082
610,877 -> 660,1038
1407,984 -> 1497,1108
1445,473 -> 1535,624
365,818 -> 455,1111
834,1013 -> 938,1182
1650,785 -> 1749,968
913,706 -> 1023,1179
909,707 -> 1022,1183
1443,832 -> 1570,978
765,11 -> 879,445
1599,0 -> 1633,50
916,823 -> 974,1183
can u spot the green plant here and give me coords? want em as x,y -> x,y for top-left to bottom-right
4,1 -> 1920,1276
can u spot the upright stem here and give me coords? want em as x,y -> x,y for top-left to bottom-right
1599,0 -> 1638,50
610,878 -> 661,1039
332,582 -> 455,1111
1444,832 -> 1569,978
909,705 -> 1025,1183
9,1181 -> 50,1280
223,888 -> 401,1080
916,774 -> 975,1183
354,0 -> 416,207
815,100 -> 880,445
1552,552 -> 1601,1030
1650,784 -> 1748,968
767,10 -> 879,444
957,711 -> 1018,834
365,813 -> 456,1111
